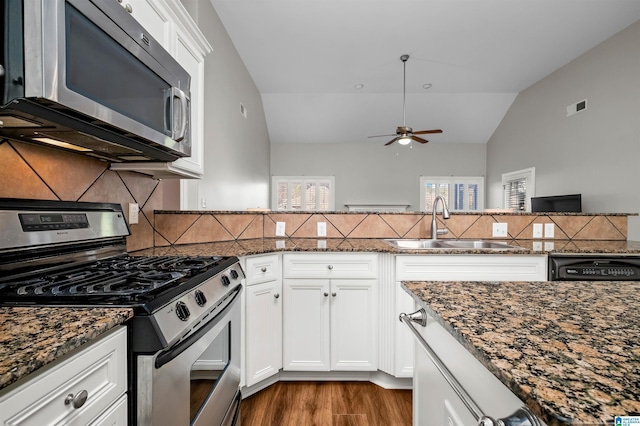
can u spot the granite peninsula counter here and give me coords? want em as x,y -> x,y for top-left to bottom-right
402,280 -> 640,425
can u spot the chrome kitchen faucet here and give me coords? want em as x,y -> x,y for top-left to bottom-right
431,195 -> 450,240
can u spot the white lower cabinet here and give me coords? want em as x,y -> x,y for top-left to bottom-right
0,326 -> 127,426
244,254 -> 283,387
282,253 -> 378,372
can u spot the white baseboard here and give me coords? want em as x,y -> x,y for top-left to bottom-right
240,370 -> 412,399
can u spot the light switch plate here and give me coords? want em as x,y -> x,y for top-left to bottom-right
533,223 -> 543,238
317,222 -> 327,237
128,203 -> 139,225
492,222 -> 508,237
544,223 -> 555,238
275,221 -> 286,236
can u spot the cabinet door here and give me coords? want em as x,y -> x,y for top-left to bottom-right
122,0 -> 172,49
282,279 -> 330,371
395,283 -> 414,377
245,280 -> 283,386
330,279 -> 377,371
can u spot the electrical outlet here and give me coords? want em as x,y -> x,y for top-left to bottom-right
317,222 -> 327,237
533,223 -> 543,238
492,222 -> 508,237
544,223 -> 555,238
128,203 -> 139,225
275,222 -> 286,237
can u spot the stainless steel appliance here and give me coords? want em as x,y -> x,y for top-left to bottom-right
549,255 -> 640,280
0,198 -> 243,425
0,0 -> 191,162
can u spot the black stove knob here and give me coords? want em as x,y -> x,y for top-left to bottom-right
194,290 -> 207,306
175,301 -> 190,321
230,269 -> 239,280
221,275 -> 231,286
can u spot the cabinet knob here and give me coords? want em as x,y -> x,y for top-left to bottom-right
64,390 -> 88,409
324,292 -> 329,297
125,3 -> 133,13
332,292 -> 337,297
261,267 -> 267,273
274,293 -> 280,299
327,265 -> 333,270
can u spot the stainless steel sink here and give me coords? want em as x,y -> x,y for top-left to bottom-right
384,239 -> 523,250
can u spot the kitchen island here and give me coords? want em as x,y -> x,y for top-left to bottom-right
402,280 -> 640,425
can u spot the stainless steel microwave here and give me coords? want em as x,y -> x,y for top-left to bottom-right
0,0 -> 191,162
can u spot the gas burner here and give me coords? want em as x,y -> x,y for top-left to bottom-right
0,255 -> 232,305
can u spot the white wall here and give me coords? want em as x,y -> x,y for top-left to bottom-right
271,142 -> 486,211
182,0 -> 271,210
487,20 -> 640,240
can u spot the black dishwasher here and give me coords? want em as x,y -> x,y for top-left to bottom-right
549,255 -> 640,280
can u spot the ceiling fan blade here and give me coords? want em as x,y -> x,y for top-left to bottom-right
368,134 -> 397,138
413,129 -> 443,135
384,137 -> 400,146
411,135 -> 429,144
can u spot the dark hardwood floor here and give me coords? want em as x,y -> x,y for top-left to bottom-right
240,381 -> 412,426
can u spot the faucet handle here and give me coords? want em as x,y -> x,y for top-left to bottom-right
436,228 -> 449,235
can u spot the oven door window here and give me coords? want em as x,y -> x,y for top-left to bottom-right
64,2 -> 171,135
190,323 -> 231,422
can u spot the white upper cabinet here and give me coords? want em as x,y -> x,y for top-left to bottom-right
111,0 -> 212,180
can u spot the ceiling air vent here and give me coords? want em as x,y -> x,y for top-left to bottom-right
566,99 -> 587,117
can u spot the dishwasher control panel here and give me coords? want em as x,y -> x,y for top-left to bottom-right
549,256 -> 640,280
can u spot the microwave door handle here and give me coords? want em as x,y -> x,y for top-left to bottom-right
172,87 -> 188,142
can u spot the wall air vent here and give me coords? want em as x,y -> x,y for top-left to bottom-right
566,99 -> 587,117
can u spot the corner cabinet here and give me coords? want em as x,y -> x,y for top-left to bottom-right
243,254 -> 282,387
282,253 -> 378,371
0,327 -> 127,425
111,0 -> 212,186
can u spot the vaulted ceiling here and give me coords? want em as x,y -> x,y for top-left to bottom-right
209,0 -> 640,145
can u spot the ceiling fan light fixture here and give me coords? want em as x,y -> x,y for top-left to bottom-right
398,135 -> 412,145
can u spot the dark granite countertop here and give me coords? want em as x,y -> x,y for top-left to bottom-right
0,307 -> 133,392
402,280 -> 640,425
131,238 -> 640,257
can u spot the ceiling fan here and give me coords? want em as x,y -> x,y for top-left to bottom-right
369,54 -> 443,146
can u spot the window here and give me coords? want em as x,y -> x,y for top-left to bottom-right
272,176 -> 335,211
502,167 -> 535,212
419,176 -> 484,212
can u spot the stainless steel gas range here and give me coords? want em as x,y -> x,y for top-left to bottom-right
0,198 -> 244,426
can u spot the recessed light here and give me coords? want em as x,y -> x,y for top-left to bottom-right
354,83 -> 364,90
422,83 -> 433,90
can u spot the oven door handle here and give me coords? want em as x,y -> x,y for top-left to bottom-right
155,284 -> 242,369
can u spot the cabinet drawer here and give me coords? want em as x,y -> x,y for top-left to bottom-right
0,326 -> 127,426
395,255 -> 547,281
283,253 -> 378,279
245,254 -> 280,285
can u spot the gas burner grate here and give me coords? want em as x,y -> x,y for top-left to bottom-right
0,255 -> 227,304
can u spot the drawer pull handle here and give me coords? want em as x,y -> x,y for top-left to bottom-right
327,265 -> 333,270
399,310 -> 542,426
261,267 -> 267,273
274,293 -> 280,299
64,390 -> 88,409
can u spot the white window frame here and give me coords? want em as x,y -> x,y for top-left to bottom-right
272,176 -> 335,211
419,176 -> 485,212
502,167 -> 536,212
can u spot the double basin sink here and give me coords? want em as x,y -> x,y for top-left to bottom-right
385,239 -> 524,251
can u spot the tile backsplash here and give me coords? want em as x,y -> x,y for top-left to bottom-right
154,211 -> 630,246
0,139 -> 175,251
